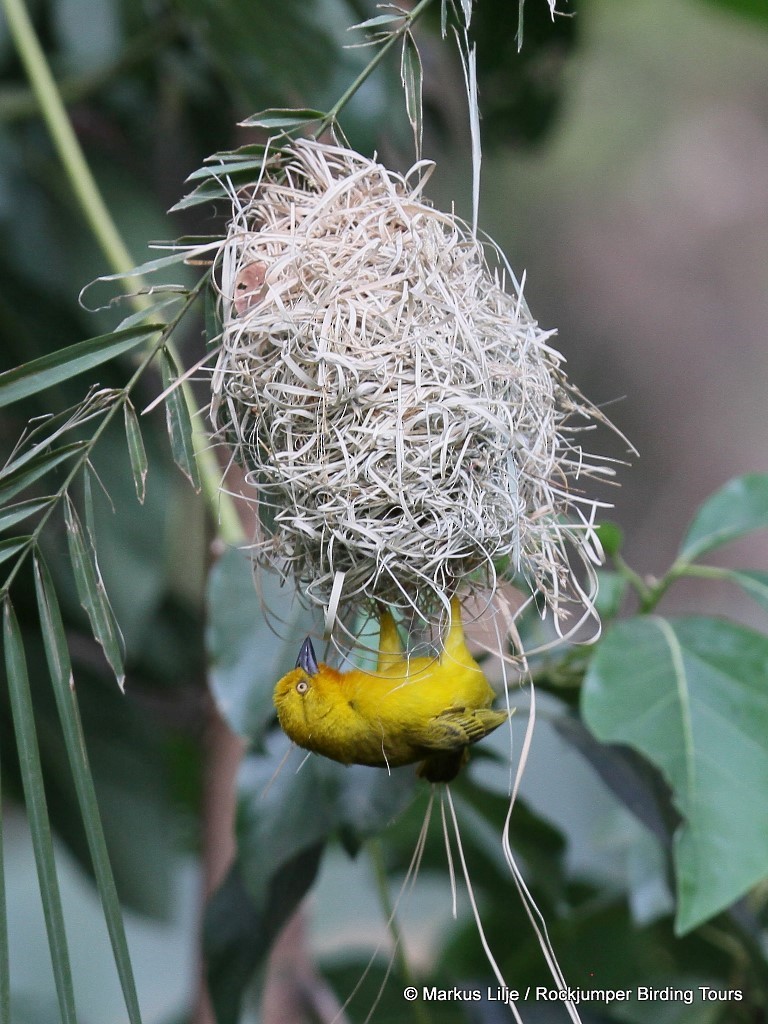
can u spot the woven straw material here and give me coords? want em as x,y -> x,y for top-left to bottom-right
211,140 -> 612,621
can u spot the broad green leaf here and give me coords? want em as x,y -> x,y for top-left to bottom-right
64,498 -> 125,689
0,496 -> 51,532
681,564 -> 768,615
2,599 -> 78,1023
583,615 -> 768,933
33,555 -> 144,1024
594,569 -> 628,620
400,32 -> 423,156
0,325 -> 159,409
679,474 -> 768,562
205,547 -> 316,744
216,732 -> 415,1018
238,107 -> 325,128
0,536 -> 31,567
450,781 -> 566,903
0,442 -> 86,505
236,739 -> 339,905
595,521 -> 624,557
123,401 -> 148,504
717,568 -> 768,613
160,348 -> 201,490
205,850 -> 323,1024
700,0 -> 768,27
335,762 -> 416,856
236,735 -> 415,900
552,713 -> 675,848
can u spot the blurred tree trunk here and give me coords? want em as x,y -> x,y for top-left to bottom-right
194,698 -> 246,1024
262,909 -> 350,1024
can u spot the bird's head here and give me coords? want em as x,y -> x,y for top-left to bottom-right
272,636 -> 343,736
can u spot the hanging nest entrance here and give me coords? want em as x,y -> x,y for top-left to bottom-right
210,139 -> 615,624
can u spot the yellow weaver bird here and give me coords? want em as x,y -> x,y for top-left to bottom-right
273,598 -> 510,782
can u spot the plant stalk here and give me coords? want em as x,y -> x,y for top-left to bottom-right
1,0 -> 244,546
1,0 -> 138,282
316,0 -> 435,136
613,552 -> 654,607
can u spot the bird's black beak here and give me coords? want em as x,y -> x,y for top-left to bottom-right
296,637 -> 319,676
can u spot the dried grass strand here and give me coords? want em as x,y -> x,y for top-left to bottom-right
209,139 -> 624,629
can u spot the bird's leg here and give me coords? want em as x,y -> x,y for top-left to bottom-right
417,747 -> 469,784
377,605 -> 405,673
440,596 -> 468,663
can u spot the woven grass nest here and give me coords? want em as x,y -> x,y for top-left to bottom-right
210,139 -> 615,625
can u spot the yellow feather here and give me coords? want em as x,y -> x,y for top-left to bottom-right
273,598 -> 511,782
376,607 -> 403,673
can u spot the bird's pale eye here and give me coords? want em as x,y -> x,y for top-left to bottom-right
296,679 -> 309,695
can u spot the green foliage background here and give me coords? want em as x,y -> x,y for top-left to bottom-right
1,1 -> 768,1023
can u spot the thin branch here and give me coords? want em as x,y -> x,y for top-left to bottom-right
316,0 -> 436,137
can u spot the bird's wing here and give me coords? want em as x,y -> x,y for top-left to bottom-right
377,608 -> 404,673
410,707 -> 509,750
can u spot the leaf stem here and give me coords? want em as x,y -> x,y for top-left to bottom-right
670,562 -> 729,583
622,559 -> 733,615
0,0 -> 244,545
0,0 -> 137,282
316,0 -> 435,136
612,552 -> 653,607
637,561 -> 693,613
